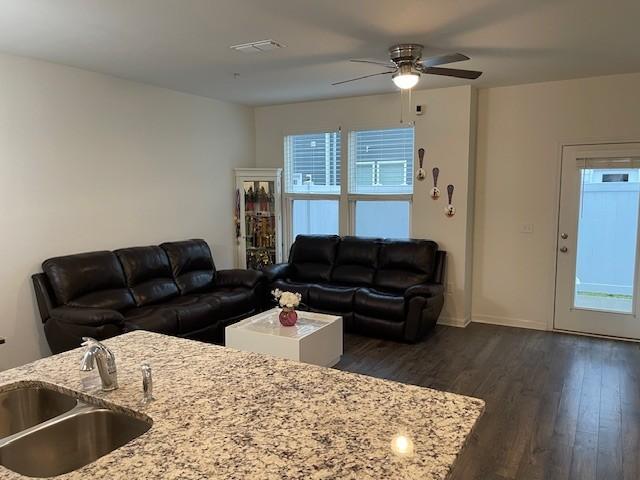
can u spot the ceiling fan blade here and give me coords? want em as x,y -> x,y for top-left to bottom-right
349,58 -> 396,69
419,66 -> 482,79
420,52 -> 470,67
332,71 -> 394,86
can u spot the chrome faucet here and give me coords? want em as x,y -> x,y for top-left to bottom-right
141,362 -> 155,404
80,337 -> 118,391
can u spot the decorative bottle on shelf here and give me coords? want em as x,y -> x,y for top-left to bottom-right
246,186 -> 254,213
258,186 -> 267,212
268,191 -> 274,213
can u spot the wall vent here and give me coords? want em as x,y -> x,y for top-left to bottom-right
230,40 -> 285,53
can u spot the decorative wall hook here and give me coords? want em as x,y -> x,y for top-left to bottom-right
430,168 -> 440,199
416,148 -> 426,181
445,184 -> 456,217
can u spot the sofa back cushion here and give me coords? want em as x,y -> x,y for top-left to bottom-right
115,246 -> 179,306
331,237 -> 381,286
289,235 -> 340,282
160,239 -> 216,294
374,239 -> 439,291
43,251 -> 135,311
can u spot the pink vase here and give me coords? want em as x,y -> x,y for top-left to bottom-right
279,307 -> 298,326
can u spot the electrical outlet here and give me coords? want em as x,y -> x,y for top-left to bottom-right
447,283 -> 454,294
520,223 -> 534,234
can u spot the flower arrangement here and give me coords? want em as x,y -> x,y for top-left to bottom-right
271,289 -> 302,326
271,289 -> 302,308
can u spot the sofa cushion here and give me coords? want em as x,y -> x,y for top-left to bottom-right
198,288 -> 254,319
49,307 -> 124,327
161,239 -> 216,294
123,306 -> 179,335
307,284 -> 357,313
43,251 -> 135,311
374,240 -> 438,291
354,288 -> 405,322
115,246 -> 179,306
289,235 -> 340,282
166,297 -> 219,334
331,236 -> 381,286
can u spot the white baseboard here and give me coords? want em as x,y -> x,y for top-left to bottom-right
438,316 -> 471,328
472,313 -> 548,331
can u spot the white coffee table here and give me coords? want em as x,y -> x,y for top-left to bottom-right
225,308 -> 343,367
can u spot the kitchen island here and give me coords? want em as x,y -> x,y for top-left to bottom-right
0,331 -> 484,479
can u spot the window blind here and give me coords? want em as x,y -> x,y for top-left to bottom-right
284,132 -> 341,194
349,127 -> 414,194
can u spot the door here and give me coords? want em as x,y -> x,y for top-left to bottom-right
555,143 -> 640,339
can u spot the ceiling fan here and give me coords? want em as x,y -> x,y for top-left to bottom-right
333,44 -> 482,89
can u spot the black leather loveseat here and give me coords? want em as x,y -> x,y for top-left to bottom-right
32,239 -> 265,354
264,235 -> 446,343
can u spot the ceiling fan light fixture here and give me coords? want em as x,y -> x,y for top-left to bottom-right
392,64 -> 420,89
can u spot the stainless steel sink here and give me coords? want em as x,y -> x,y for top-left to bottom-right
0,406 -> 152,477
0,385 -> 77,438
0,384 -> 152,477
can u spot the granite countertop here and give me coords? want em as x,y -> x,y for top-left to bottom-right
0,331 -> 484,479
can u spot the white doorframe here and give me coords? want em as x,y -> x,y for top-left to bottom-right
553,142 -> 640,340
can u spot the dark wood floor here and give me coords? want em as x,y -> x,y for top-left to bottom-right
334,323 -> 640,480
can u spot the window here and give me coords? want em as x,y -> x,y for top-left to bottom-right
349,127 -> 414,239
354,200 -> 410,238
349,127 -> 414,194
283,126 -> 414,246
285,132 -> 340,194
284,131 -> 341,241
292,199 -> 339,238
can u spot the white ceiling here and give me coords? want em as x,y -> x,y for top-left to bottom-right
1,0 -> 639,106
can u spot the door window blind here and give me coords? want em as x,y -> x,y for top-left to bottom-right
349,127 -> 414,194
284,132 -> 341,194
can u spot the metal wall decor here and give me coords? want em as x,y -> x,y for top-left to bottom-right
430,167 -> 440,199
445,184 -> 456,217
416,148 -> 426,181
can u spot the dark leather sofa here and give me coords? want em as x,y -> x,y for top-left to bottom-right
264,235 -> 446,342
32,239 -> 265,354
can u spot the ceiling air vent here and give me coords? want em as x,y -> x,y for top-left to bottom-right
230,39 -> 285,53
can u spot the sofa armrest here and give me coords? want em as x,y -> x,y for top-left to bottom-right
215,269 -> 265,289
50,306 -> 124,327
262,263 -> 290,283
404,283 -> 445,299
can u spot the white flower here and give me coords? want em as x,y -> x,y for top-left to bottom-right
277,291 -> 301,308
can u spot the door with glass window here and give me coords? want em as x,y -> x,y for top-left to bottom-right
555,143 -> 640,339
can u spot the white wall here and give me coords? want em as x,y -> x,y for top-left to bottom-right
255,86 -> 477,326
0,53 -> 254,369
474,72 -> 640,330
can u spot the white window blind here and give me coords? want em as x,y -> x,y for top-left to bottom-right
284,131 -> 341,194
349,127 -> 414,194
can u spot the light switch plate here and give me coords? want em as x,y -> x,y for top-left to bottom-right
520,223 -> 534,234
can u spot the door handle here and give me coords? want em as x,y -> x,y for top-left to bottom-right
559,246 -> 568,253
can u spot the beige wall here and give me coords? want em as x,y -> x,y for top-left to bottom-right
0,53 -> 254,369
474,72 -> 640,329
255,86 -> 477,326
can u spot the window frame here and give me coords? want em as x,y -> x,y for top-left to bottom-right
284,130 -> 341,195
283,124 -> 415,251
347,126 -> 414,239
348,196 -> 413,239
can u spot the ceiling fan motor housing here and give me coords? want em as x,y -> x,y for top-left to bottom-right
388,43 -> 424,66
